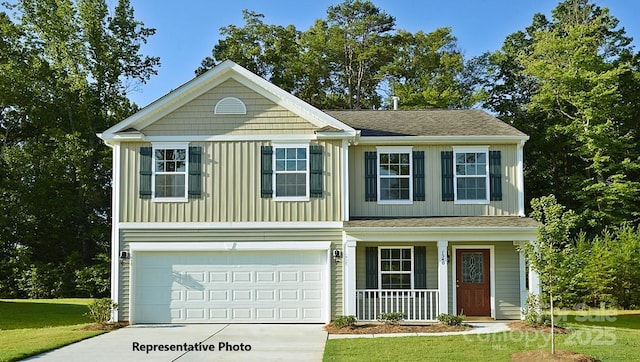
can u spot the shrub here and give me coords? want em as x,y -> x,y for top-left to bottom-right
333,315 -> 357,328
522,294 -> 551,327
86,298 -> 118,324
377,312 -> 405,325
437,313 -> 464,326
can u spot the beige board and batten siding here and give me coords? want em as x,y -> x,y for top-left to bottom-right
117,228 -> 343,322
349,144 -> 519,218
118,140 -> 343,223
141,78 -> 316,136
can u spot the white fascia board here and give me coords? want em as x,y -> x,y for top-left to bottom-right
357,135 -> 530,145
129,241 -> 332,252
118,221 -> 344,229
102,62 -> 237,135
315,130 -> 358,139
227,69 -> 354,133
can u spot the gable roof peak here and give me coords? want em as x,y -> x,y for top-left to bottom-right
99,60 -> 354,143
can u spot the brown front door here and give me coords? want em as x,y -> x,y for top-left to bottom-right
456,249 -> 491,316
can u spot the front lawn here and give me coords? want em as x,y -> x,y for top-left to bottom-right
0,299 -> 105,362
323,310 -> 640,361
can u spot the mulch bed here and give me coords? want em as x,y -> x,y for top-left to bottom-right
325,322 -> 470,334
78,321 -> 129,331
507,321 -> 570,334
511,350 -> 598,361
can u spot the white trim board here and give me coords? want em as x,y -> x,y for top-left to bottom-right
119,221 -> 344,229
451,245 -> 496,319
128,241 -> 332,252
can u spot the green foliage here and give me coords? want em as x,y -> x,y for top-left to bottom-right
333,315 -> 357,328
522,294 -> 551,327
199,1 -> 477,110
437,313 -> 464,326
0,0 -> 158,297
75,253 -> 110,298
85,298 -> 117,324
377,312 -> 405,325
482,0 -> 640,231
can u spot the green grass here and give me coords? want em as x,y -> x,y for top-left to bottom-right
323,310 -> 640,361
0,299 -> 105,362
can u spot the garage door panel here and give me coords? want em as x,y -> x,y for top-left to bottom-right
132,250 -> 327,323
232,271 -> 252,282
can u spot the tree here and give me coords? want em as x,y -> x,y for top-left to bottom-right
526,195 -> 577,354
196,9 -> 300,92
0,0 -> 158,297
482,0 -> 640,231
384,28 -> 483,109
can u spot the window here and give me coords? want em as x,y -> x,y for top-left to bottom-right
153,143 -> 189,201
273,144 -> 308,200
377,147 -> 413,204
379,247 -> 413,289
453,146 -> 489,203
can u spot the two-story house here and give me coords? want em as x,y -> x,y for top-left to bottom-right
98,60 -> 539,324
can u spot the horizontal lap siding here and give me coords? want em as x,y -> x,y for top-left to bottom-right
494,242 -> 521,319
118,228 -> 343,322
349,145 -> 519,217
355,242 -> 438,290
141,79 -> 315,136
119,139 -> 342,222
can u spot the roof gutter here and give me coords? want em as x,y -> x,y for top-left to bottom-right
357,135 -> 529,145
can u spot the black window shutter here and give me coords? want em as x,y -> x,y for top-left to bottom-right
188,146 -> 202,199
139,147 -> 152,199
413,151 -> 425,201
261,146 -> 273,198
365,247 -> 378,289
414,246 -> 427,289
364,151 -> 377,202
441,151 -> 454,201
309,145 -> 323,198
489,150 -> 502,201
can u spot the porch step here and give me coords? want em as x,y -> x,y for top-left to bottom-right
464,317 -> 495,322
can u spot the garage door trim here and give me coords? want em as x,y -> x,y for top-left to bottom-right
129,241 -> 331,251
128,242 -> 331,324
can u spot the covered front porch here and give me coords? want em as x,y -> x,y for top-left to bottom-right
342,217 -> 540,322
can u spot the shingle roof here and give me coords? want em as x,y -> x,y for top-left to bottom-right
344,216 -> 539,228
324,109 -> 527,137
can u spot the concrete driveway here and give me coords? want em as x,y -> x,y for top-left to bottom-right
26,324 -> 328,362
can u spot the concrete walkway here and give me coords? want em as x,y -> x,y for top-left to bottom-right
328,322 -> 510,339
26,324 -> 327,362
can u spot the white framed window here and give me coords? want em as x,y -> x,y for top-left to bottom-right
273,143 -> 309,201
379,247 -> 413,289
453,146 -> 489,204
377,146 -> 413,204
152,142 -> 189,202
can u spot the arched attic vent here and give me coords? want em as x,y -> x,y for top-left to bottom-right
214,97 -> 247,115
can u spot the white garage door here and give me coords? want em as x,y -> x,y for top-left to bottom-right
131,250 -> 328,323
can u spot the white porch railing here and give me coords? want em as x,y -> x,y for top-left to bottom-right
355,289 -> 439,321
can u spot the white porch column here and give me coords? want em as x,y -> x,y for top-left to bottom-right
529,264 -> 541,296
343,237 -> 357,316
437,240 -> 449,315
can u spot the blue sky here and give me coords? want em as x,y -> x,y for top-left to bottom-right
127,0 -> 640,107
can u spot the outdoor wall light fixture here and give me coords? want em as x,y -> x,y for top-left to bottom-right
440,250 -> 450,265
332,249 -> 342,264
119,251 -> 130,265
